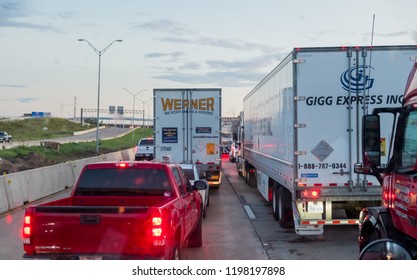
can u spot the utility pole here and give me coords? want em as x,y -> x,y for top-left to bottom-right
73,96 -> 77,121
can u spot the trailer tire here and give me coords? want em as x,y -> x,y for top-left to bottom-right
277,187 -> 294,229
272,187 -> 279,221
244,169 -> 249,184
248,170 -> 256,188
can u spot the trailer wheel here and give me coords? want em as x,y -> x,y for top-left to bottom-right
277,187 -> 294,229
272,187 -> 279,221
247,169 -> 256,188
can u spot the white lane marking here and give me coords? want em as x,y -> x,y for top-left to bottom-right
243,205 -> 256,219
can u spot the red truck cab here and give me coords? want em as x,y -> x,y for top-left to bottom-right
22,161 -> 207,260
355,61 -> 417,258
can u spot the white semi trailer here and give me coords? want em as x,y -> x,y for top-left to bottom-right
153,88 -> 222,187
238,45 -> 417,235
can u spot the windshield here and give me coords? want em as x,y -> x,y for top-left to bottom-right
397,110 -> 417,172
182,168 -> 195,180
75,168 -> 172,196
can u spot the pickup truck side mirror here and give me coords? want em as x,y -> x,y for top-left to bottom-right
193,180 -> 207,190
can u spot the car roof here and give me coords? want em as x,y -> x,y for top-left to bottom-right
85,161 -> 178,170
179,163 -> 194,169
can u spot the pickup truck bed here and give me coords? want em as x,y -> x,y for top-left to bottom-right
23,161 -> 206,260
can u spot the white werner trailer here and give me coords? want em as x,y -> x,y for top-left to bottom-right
153,88 -> 222,187
239,45 -> 417,235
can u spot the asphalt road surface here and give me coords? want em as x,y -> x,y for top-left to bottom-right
1,127 -> 132,149
0,158 -> 359,260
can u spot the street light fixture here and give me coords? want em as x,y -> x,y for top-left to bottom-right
78,38 -> 123,154
123,88 -> 147,142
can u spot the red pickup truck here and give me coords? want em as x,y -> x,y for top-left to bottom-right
22,160 -> 207,260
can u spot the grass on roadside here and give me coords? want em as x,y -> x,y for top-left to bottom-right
0,118 -> 92,141
0,116 -> 154,162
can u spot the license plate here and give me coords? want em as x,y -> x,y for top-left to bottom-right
307,201 -> 323,213
79,256 -> 102,260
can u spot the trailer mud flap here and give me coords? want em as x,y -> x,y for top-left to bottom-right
295,224 -> 324,235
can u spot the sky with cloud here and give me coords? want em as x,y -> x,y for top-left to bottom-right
1,0 -> 416,119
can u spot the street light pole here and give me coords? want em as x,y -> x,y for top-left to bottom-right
78,38 -> 123,154
137,97 -> 153,137
123,88 -> 147,142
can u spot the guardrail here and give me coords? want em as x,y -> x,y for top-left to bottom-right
0,148 -> 135,215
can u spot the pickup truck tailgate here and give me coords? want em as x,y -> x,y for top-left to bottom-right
26,196 -> 176,258
32,206 -> 152,254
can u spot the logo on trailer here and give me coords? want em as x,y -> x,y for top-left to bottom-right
340,65 -> 374,92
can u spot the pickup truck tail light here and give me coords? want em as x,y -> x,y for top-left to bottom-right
152,217 -> 163,237
148,210 -> 166,246
23,212 -> 32,244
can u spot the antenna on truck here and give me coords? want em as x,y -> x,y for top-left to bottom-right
365,14 -> 376,114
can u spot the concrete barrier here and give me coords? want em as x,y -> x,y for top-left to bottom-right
0,177 -> 9,213
0,149 -> 136,215
3,170 -> 31,210
70,156 -> 102,180
121,148 -> 135,160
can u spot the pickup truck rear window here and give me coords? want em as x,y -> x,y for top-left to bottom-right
74,168 -> 172,196
139,139 -> 154,145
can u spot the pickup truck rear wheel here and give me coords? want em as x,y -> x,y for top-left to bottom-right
171,239 -> 181,260
188,212 -> 203,247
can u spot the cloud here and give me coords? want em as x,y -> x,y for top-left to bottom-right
152,56 -> 277,87
179,62 -> 201,70
151,52 -> 282,87
412,31 -> 417,42
0,0 -> 59,31
140,19 -> 196,36
145,51 -> 185,59
207,54 -> 280,71
141,19 -> 282,54
17,97 -> 39,103
0,97 -> 39,103
159,36 -> 281,54
153,70 -> 263,87
141,19 -> 283,87
0,84 -> 27,88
